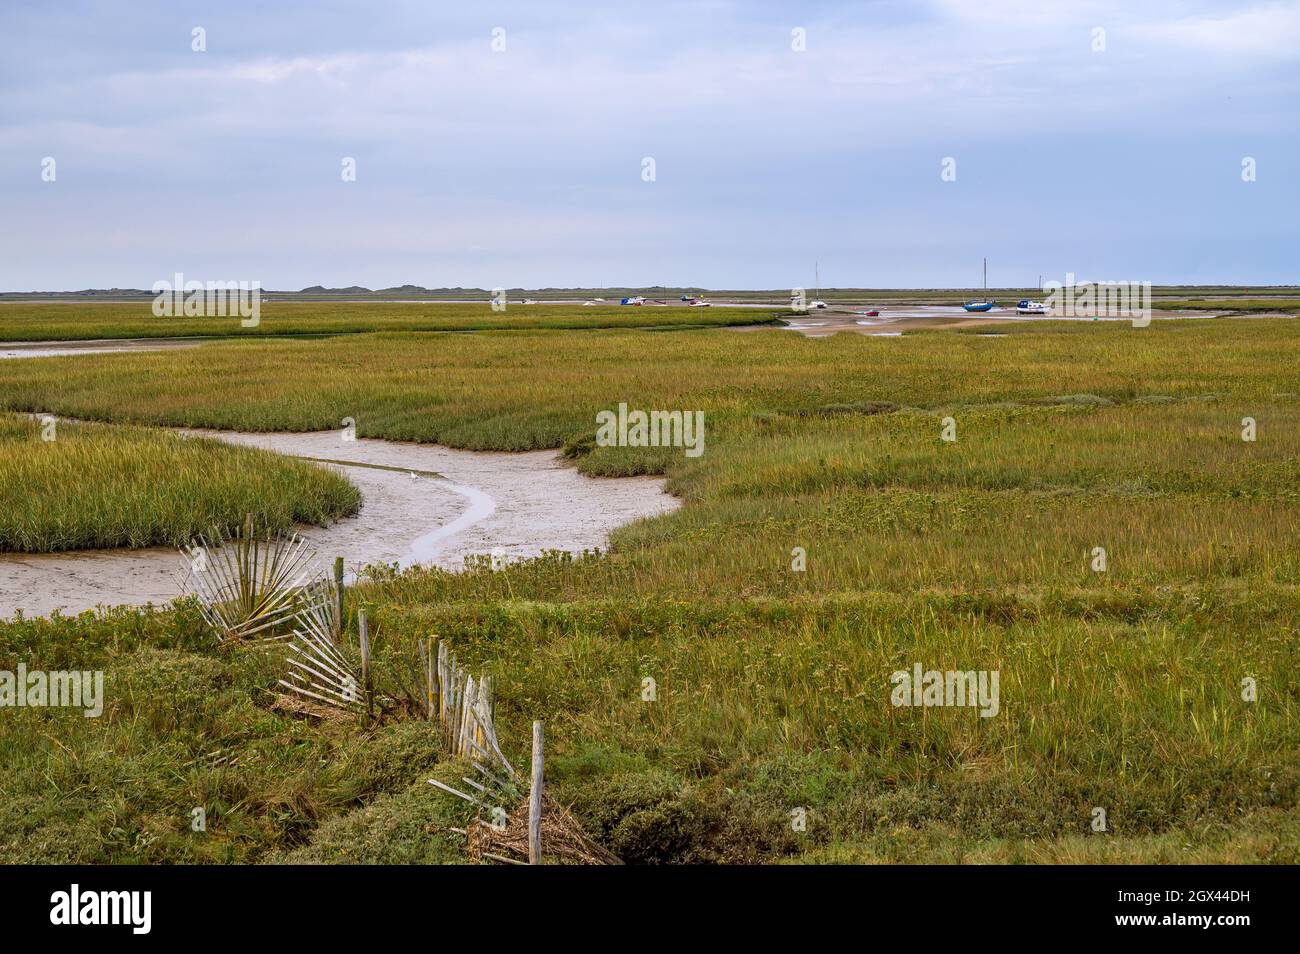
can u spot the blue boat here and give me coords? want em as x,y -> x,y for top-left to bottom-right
964,257 -> 995,312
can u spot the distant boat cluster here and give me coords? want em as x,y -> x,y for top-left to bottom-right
963,258 -> 1050,315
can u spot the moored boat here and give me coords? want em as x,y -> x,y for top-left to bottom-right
964,257 -> 995,312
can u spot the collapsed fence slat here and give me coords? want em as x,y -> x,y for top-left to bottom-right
285,653 -> 357,699
427,778 -> 490,809
276,679 -> 362,712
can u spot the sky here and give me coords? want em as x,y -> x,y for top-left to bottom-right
1,0 -> 1297,291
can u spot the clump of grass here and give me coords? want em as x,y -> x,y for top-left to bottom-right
1028,393 -> 1114,407
0,414 -> 359,552
798,401 -> 899,417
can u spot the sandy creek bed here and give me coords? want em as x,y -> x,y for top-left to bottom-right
763,306 -> 1225,337
0,338 -> 208,360
0,428 -> 679,618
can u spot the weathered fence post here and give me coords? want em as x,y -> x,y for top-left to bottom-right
529,721 -> 544,865
333,556 -> 345,637
358,608 -> 372,722
434,639 -> 444,722
237,513 -> 256,608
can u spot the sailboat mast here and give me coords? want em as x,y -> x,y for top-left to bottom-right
983,257 -> 987,292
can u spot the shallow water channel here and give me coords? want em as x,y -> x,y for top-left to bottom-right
0,428 -> 679,617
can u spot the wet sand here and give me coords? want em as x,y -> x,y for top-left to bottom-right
731,305 -> 1222,337
0,338 -> 207,359
0,428 -> 679,618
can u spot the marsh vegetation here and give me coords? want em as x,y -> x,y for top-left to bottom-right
1,309 -> 1296,863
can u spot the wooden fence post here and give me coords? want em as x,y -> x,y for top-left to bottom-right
529,721 -> 544,865
334,556 -> 345,637
358,608 -> 372,722
434,639 -> 444,722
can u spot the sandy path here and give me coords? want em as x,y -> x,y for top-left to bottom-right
0,428 -> 678,618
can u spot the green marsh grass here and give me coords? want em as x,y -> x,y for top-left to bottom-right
0,301 -> 769,341
0,414 -> 359,551
1,313 -> 1297,862
0,315 -> 1295,451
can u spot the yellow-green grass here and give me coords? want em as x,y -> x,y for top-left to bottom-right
0,301 -> 769,341
336,398 -> 1299,602
787,810 -> 1300,863
368,590 -> 1297,861
0,612 -> 477,863
1,313 -> 1297,863
3,590 -> 1294,863
0,316 -> 1295,451
1154,298 -> 1300,312
0,414 -> 359,552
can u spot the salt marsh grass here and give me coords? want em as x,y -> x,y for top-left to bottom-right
0,315 -> 1294,451
0,414 -> 359,551
1,313 -> 1297,863
0,301 -> 762,341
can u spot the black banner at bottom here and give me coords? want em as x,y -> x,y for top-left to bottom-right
0,864 -> 1283,941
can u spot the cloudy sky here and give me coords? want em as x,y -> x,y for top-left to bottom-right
1,0 -> 1296,290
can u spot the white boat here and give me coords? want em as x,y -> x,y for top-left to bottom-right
1016,299 -> 1049,315
811,263 -> 829,309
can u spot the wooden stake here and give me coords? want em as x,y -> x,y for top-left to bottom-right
358,608 -> 372,721
529,720 -> 543,865
434,639 -> 444,722
334,556 -> 345,638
